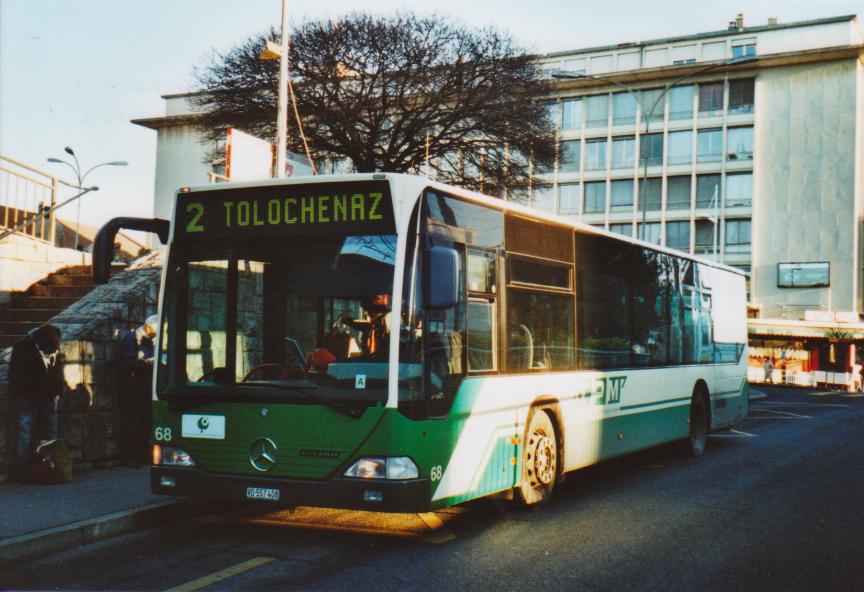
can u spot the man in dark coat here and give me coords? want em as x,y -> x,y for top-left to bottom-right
7,324 -> 63,480
118,315 -> 157,467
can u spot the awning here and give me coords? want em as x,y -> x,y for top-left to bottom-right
748,319 -> 864,340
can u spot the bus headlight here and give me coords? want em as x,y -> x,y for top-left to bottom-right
344,456 -> 419,480
154,445 -> 197,467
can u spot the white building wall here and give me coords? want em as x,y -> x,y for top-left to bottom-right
753,59 -> 860,316
540,17 -> 861,75
152,124 -> 213,221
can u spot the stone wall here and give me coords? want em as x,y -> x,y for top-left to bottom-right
0,253 -> 163,478
0,234 -> 91,303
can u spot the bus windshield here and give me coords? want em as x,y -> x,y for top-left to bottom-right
158,233 -> 397,408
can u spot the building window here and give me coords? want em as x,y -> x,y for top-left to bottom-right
641,177 -> 662,211
639,222 -> 661,244
698,82 -> 724,116
667,130 -> 692,165
640,88 -> 665,123
609,223 -> 633,237
612,136 -> 635,169
562,99 -> 583,130
732,43 -> 756,60
728,79 -> 754,114
531,186 -> 555,213
545,102 -> 560,128
585,139 -> 608,170
725,219 -> 751,250
613,92 -> 637,125
610,179 -> 634,212
667,176 -> 691,210
727,127 -> 754,160
584,181 -> 606,214
559,183 -> 581,215
668,85 -> 694,121
694,220 -> 716,254
726,172 -> 752,207
697,128 -> 723,162
666,220 -> 690,251
640,133 -> 664,167
559,140 -> 581,173
696,174 -> 721,208
585,94 -> 609,128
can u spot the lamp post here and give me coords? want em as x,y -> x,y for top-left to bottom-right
47,147 -> 127,250
552,56 -> 757,245
259,0 -> 290,178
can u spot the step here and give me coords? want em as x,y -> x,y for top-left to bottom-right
47,273 -> 94,287
55,265 -> 91,276
0,308 -> 56,323
0,321 -> 38,338
7,296 -> 79,310
26,284 -> 93,298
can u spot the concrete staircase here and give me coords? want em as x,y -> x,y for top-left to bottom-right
0,265 -> 96,349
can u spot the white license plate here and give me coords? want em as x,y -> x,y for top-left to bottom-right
246,487 -> 280,501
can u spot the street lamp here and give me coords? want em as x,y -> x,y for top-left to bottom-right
259,0 -> 290,178
551,55 -> 757,246
47,146 -> 128,250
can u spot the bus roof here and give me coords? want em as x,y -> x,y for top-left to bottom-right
180,173 -> 747,277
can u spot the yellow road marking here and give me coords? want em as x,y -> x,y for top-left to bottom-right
165,556 -> 275,592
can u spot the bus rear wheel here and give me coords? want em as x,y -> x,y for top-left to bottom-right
516,409 -> 558,508
686,390 -> 709,457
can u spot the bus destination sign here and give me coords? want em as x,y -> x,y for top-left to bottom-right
175,181 -> 394,240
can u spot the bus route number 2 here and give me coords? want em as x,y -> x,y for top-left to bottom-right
186,202 -> 205,233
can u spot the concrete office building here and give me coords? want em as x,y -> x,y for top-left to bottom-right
132,14 -> 864,386
533,14 -> 864,386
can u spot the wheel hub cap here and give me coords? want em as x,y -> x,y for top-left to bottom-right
533,435 -> 555,485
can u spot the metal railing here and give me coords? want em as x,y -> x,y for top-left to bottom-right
207,172 -> 231,184
0,155 -> 78,244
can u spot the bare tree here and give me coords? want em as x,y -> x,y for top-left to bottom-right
193,13 -> 556,198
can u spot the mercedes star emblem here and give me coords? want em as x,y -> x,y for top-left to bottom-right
249,438 -> 278,472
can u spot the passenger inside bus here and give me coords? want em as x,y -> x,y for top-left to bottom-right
337,293 -> 392,358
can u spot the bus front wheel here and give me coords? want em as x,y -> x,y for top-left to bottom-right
516,409 -> 558,508
686,389 -> 709,457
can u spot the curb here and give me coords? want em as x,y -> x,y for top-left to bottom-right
0,498 -> 199,562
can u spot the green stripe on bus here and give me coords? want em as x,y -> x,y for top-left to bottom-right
620,396 -> 690,411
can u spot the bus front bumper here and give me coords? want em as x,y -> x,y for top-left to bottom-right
151,466 -> 431,513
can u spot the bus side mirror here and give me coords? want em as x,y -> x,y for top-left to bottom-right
92,217 -> 169,283
427,246 -> 459,310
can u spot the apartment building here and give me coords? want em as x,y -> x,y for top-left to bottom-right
531,14 -> 864,385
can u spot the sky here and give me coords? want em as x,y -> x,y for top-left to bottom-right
1,0 -> 862,231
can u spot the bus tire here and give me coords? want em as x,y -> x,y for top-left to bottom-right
516,409 -> 558,508
686,388 -> 709,457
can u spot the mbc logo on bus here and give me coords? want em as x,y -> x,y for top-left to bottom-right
574,376 -> 627,406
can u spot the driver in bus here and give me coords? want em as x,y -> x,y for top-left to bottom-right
339,294 -> 391,357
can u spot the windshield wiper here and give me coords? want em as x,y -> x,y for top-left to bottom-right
260,383 -> 362,419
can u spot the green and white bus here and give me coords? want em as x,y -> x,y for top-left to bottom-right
94,173 -> 748,511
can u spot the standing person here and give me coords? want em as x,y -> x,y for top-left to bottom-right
762,357 -> 774,384
118,315 -> 157,467
852,360 -> 863,393
7,324 -> 63,481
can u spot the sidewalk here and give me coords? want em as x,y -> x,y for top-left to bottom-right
0,466 -> 199,562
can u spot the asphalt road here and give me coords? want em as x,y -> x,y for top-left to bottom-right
3,385 -> 864,591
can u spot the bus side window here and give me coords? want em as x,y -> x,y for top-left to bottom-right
425,245 -> 466,415
466,249 -> 497,373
